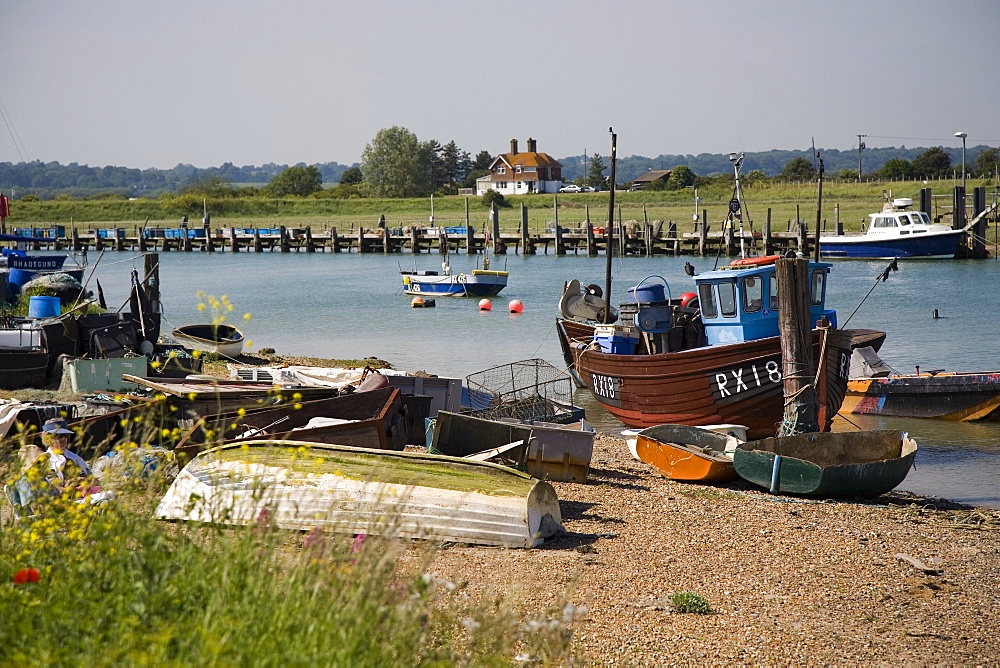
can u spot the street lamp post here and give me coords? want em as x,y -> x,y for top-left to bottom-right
954,131 -> 968,189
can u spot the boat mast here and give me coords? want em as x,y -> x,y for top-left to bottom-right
729,152 -> 747,258
603,128 -> 616,324
813,151 -> 824,262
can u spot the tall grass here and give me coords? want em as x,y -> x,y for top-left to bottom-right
0,432 -> 582,664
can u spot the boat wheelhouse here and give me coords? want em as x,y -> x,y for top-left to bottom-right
819,198 -> 964,259
693,258 -> 836,346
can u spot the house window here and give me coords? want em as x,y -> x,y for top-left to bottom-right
498,166 -> 506,175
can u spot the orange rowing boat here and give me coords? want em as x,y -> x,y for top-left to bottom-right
635,424 -> 742,483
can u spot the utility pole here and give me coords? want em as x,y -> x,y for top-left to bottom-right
857,135 -> 867,182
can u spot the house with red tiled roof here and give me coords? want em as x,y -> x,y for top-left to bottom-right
475,138 -> 563,196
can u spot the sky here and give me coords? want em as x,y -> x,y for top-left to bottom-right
2,0 -> 998,170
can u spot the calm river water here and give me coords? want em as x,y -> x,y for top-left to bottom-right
89,249 -> 1000,508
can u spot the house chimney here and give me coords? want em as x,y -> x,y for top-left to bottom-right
527,137 -> 537,153
510,139 -> 518,155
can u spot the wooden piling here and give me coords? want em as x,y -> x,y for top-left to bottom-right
953,186 -> 966,230
763,209 -> 773,255
698,210 -> 708,256
253,229 -> 262,253
776,257 -> 817,434
555,197 -> 565,256
491,205 -> 504,255
520,204 -> 531,255
972,186 -> 987,258
330,227 -> 340,253
305,226 -> 315,253
229,227 -> 239,252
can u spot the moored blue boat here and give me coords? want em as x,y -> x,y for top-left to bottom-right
819,197 -> 965,259
401,257 -> 508,297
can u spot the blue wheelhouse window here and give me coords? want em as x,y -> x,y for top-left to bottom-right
718,280 -> 737,317
698,282 -> 718,318
742,275 -> 763,313
810,269 -> 826,306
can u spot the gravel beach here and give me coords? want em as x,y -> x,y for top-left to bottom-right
420,432 -> 1000,665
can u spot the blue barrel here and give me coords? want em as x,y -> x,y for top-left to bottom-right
28,296 -> 61,318
628,282 -> 665,303
8,268 -> 37,296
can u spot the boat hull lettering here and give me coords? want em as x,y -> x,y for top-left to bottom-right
589,373 -> 621,407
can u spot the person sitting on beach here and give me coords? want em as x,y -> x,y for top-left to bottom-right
21,418 -> 101,503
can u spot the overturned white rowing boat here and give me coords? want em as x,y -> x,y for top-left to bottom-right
155,440 -> 563,548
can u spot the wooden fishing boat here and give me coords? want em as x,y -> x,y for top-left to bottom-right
556,258 -> 857,440
634,424 -> 741,483
843,371 -> 1000,421
155,440 -> 564,548
172,323 -> 245,357
732,429 -> 917,497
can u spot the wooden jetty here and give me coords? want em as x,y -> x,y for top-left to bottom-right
6,209 -> 816,258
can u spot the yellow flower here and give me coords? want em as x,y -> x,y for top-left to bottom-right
243,313 -> 252,321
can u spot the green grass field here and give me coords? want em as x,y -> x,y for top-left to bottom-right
5,178 -> 994,235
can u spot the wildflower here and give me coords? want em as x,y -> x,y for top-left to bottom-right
303,526 -> 324,551
351,533 -> 366,553
13,568 -> 40,585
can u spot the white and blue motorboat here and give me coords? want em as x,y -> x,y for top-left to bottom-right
819,197 -> 966,259
401,256 -> 508,298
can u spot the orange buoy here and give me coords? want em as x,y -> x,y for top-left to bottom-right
679,292 -> 698,307
508,299 -> 524,313
410,296 -> 424,308
729,255 -> 781,267
478,299 -> 492,311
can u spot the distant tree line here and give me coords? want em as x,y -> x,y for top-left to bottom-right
1,134 -> 996,201
560,145 -> 998,184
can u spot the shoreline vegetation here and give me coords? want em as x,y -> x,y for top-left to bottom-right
2,355 -> 998,662
7,178 -> 993,236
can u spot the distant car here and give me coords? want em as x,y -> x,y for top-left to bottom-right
581,186 -> 596,192
558,184 -> 583,193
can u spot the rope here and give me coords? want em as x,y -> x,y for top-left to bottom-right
840,259 -> 898,328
